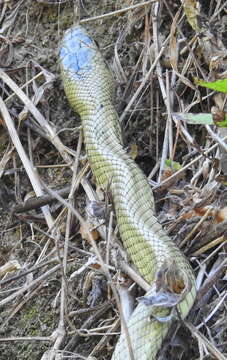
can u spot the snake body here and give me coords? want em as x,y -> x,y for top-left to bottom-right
60,26 -> 196,359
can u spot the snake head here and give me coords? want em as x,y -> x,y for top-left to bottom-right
60,26 -> 95,78
59,26 -> 115,115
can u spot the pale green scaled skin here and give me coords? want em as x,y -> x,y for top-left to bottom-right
60,26 -> 196,359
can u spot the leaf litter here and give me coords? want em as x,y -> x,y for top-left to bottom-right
0,0 -> 226,359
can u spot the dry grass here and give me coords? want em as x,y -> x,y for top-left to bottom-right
0,0 -> 226,359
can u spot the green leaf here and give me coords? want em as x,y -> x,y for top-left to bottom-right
172,113 -> 227,127
165,159 -> 182,171
194,78 -> 227,93
216,115 -> 227,128
173,113 -> 213,125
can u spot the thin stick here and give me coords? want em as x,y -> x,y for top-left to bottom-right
0,70 -> 72,164
12,186 -> 70,213
179,208 -> 212,249
42,184 -> 135,360
0,265 -> 61,308
119,38 -> 169,123
80,0 -> 158,24
185,321 -> 227,360
153,135 -> 227,190
192,236 -> 227,257
205,125 -> 227,152
0,96 -> 53,228
0,337 -> 52,342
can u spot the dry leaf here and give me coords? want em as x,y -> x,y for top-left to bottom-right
0,260 -> 21,277
156,260 -> 189,295
129,143 -> 138,160
79,224 -> 100,243
182,0 -> 201,33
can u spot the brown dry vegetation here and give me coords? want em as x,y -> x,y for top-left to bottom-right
0,0 -> 226,359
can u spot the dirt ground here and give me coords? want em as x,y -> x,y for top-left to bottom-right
0,0 -> 226,359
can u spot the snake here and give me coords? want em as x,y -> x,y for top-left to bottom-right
59,26 -> 196,360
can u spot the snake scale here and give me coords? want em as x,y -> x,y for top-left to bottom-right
59,26 -> 196,360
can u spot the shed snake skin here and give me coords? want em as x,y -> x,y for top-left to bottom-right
59,26 -> 196,360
